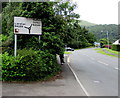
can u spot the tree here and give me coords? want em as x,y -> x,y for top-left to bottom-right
2,1 -> 97,53
100,38 -> 108,48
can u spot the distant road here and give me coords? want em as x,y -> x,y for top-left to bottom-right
68,48 -> 118,96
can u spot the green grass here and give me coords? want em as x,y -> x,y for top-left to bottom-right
64,51 -> 72,54
74,49 -> 80,50
94,48 -> 119,57
104,48 -> 120,54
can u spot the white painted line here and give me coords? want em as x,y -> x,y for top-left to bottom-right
67,56 -> 90,96
67,63 -> 90,96
93,80 -> 100,83
67,57 -> 70,63
114,67 -> 119,70
97,61 -> 109,66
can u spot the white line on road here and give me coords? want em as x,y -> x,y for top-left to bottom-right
114,67 -> 119,70
98,60 -> 119,70
67,57 -> 70,63
97,61 -> 109,66
93,80 -> 101,83
67,56 -> 90,96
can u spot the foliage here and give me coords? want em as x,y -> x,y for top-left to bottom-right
87,24 -> 118,43
2,2 -> 96,51
103,45 -> 112,49
94,48 -> 118,57
100,38 -> 108,48
0,34 -> 7,42
104,48 -> 119,54
2,49 -> 61,81
112,45 -> 120,51
41,32 -> 65,55
1,1 -> 97,81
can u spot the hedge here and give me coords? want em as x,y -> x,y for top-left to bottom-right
1,49 -> 61,81
112,45 -> 120,51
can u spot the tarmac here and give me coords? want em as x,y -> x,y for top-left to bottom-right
2,55 -> 86,96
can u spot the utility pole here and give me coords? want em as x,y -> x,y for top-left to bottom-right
107,31 -> 109,49
101,31 -> 109,49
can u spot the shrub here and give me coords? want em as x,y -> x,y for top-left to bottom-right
2,49 -> 61,81
103,45 -> 112,49
112,45 -> 120,51
0,34 -> 8,42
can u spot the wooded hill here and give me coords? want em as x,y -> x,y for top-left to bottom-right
79,20 -> 96,27
79,21 -> 118,43
87,24 -> 118,43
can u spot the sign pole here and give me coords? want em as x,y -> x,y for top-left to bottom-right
39,35 -> 40,50
39,35 -> 40,43
14,34 -> 17,57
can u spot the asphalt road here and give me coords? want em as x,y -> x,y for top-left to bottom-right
68,48 -> 118,96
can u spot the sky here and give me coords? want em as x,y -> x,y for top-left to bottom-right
72,0 -> 119,24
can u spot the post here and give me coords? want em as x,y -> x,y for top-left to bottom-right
14,34 -> 17,57
39,35 -> 40,50
107,31 -> 109,49
39,35 -> 40,43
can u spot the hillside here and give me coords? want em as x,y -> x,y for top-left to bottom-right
78,20 -> 118,43
87,24 -> 118,43
79,20 -> 96,27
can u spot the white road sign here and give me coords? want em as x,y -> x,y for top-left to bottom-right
14,17 -> 42,35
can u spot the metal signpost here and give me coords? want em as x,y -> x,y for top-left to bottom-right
14,16 -> 42,57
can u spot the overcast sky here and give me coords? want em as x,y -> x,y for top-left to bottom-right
72,0 -> 119,24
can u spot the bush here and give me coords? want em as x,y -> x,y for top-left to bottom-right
103,45 -> 112,49
112,45 -> 120,51
0,34 -> 8,42
2,49 -> 61,81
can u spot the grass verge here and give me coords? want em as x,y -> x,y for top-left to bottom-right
64,51 -> 72,54
104,48 -> 120,55
94,48 -> 119,57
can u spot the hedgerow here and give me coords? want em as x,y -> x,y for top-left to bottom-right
1,49 -> 61,81
112,45 -> 120,51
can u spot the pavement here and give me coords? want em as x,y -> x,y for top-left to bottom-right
2,55 -> 86,96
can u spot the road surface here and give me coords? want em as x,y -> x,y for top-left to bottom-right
68,48 -> 118,96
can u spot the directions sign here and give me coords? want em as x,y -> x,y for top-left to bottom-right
14,17 -> 42,35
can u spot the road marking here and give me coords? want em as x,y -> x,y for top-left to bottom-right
93,80 -> 101,83
114,67 -> 119,70
97,61 -> 109,66
67,56 -> 90,96
67,56 -> 70,63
